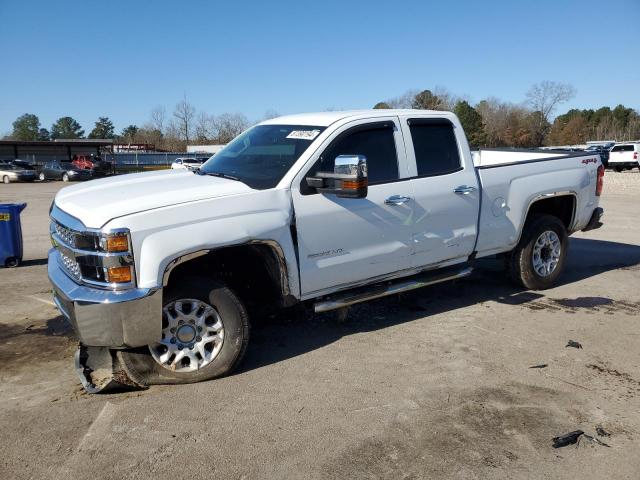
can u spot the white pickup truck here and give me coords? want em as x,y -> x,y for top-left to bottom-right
48,109 -> 605,391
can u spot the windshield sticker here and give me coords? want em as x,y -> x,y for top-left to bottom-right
286,129 -> 321,141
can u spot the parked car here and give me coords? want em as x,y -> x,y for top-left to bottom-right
71,155 -> 112,176
48,109 -> 604,390
11,159 -> 36,170
584,145 -> 610,167
607,142 -> 639,171
39,161 -> 93,182
0,163 -> 36,183
171,157 -> 208,170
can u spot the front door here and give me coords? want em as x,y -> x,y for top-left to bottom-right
291,118 -> 414,297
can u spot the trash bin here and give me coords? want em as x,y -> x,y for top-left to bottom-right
0,203 -> 27,268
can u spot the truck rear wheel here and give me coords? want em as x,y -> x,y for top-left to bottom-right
117,278 -> 250,385
508,214 -> 568,290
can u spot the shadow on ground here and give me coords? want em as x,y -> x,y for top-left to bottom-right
0,316 -> 75,373
241,237 -> 640,373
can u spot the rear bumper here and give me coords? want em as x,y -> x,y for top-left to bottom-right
48,248 -> 162,348
608,162 -> 638,169
582,207 -> 604,232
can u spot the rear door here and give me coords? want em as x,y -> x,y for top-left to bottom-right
291,118 -> 415,297
399,116 -> 480,268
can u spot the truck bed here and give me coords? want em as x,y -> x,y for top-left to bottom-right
472,148 -> 601,259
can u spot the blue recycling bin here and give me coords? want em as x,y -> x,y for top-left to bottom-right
0,203 -> 27,267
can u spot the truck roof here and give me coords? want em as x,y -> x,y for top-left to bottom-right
260,109 -> 452,127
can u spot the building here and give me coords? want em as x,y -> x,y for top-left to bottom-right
186,144 -> 225,154
0,139 -> 113,165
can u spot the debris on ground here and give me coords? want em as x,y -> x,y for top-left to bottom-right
596,426 -> 611,437
529,364 -> 548,369
581,434 -> 611,448
552,430 -> 584,448
566,340 -> 583,349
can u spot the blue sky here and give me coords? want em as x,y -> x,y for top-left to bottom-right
1,0 -> 638,135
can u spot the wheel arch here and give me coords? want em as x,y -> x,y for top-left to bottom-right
162,240 -> 297,309
518,192 -> 576,242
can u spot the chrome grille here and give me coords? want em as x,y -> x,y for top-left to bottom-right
60,251 -> 81,280
54,222 -> 76,248
49,208 -> 135,290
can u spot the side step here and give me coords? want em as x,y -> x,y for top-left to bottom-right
314,265 -> 473,313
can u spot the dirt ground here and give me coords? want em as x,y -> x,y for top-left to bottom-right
1,173 -> 639,479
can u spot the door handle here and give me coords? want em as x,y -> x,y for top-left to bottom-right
454,185 -> 477,195
385,195 -> 411,205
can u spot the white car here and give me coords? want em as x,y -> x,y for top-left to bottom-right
608,142 -> 639,171
47,109 -> 605,391
170,157 -> 207,170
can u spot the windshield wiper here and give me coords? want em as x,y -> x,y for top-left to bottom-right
198,170 -> 241,181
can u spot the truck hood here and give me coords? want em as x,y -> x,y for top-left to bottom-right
54,169 -> 253,228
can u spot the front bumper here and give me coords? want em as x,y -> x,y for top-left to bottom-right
48,248 -> 162,348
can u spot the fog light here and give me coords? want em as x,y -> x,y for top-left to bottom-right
106,266 -> 132,283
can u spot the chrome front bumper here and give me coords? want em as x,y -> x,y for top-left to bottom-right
48,248 -> 162,348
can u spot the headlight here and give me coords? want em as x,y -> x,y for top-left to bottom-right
100,231 -> 130,252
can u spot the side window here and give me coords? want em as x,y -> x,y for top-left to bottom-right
314,125 -> 399,185
408,120 -> 462,177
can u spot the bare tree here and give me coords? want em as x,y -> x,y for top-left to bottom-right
526,81 -> 576,122
150,105 -> 166,133
526,81 -> 576,145
194,112 -> 216,142
213,113 -> 250,143
385,89 -> 419,109
172,95 -> 196,143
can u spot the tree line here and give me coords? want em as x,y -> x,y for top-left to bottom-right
5,83 -> 640,150
373,81 -> 640,148
5,96 -> 256,152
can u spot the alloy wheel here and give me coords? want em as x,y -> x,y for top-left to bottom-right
532,230 -> 561,277
149,299 -> 225,372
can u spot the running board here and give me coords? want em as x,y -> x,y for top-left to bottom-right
314,265 -> 473,313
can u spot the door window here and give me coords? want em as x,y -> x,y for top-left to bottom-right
408,120 -> 462,177
309,124 -> 399,187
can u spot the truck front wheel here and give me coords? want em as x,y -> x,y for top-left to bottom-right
117,278 -> 250,385
508,214 -> 568,290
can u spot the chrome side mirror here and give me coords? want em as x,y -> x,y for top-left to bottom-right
306,155 -> 368,198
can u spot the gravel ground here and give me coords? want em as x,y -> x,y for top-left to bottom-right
0,171 -> 639,479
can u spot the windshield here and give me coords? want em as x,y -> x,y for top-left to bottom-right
200,124 -> 325,189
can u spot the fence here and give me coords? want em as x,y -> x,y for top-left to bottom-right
104,152 -> 210,174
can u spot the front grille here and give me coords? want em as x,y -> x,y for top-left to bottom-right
60,251 -> 81,280
50,205 -> 134,290
54,222 -> 77,248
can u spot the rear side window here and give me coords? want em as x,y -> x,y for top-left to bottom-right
408,119 -> 462,177
315,124 -> 399,184
611,145 -> 634,152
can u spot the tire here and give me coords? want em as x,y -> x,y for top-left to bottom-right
508,214 -> 568,290
615,167 -> 622,172
5,257 -> 19,268
39,172 -> 46,181
117,278 -> 250,385
2,175 -> 9,184
62,173 -> 69,182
